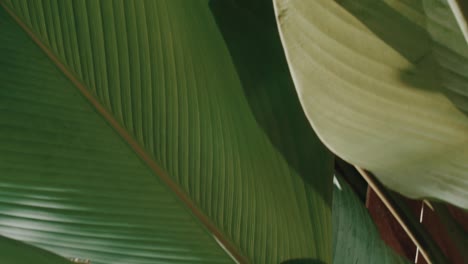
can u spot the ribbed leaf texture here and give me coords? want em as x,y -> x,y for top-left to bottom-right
274,0 -> 468,208
0,0 -> 333,263
0,9 -> 233,263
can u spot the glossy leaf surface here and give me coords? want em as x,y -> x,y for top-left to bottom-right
0,0 -> 333,263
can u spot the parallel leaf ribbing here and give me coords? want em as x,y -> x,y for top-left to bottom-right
0,7 -> 233,264
1,0 -> 333,263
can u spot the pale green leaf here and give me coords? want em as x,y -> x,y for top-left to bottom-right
274,0 -> 468,208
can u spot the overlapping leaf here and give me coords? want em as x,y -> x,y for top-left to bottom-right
0,0 -> 333,263
274,0 -> 468,208
423,0 -> 468,112
332,176 -> 411,264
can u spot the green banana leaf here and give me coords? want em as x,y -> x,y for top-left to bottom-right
274,0 -> 468,208
0,235 -> 72,264
0,0 -> 333,263
332,176 -> 411,264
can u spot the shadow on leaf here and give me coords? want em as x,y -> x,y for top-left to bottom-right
209,0 -> 334,208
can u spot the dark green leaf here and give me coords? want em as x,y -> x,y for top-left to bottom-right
333,176 -> 411,264
0,1 -> 333,263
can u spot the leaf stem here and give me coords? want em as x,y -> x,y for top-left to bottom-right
355,166 -> 448,264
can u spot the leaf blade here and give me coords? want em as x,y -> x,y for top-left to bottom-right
333,176 -> 412,264
274,0 -> 468,208
0,0 -> 333,262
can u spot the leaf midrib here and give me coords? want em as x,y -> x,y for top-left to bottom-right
0,2 -> 246,263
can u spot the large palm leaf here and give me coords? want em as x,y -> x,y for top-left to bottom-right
0,0 -> 333,263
